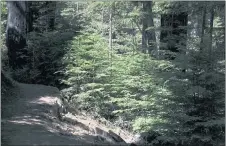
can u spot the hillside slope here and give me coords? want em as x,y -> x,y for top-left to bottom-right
1,83 -> 138,146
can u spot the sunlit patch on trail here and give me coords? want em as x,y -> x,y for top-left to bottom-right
29,96 -> 59,105
8,118 -> 44,125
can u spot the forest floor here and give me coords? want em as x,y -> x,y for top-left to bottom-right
1,83 -> 137,146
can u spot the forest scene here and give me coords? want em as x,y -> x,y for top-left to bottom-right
1,1 -> 225,146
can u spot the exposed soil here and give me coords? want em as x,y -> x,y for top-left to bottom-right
2,83 -> 137,146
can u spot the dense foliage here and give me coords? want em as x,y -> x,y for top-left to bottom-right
1,1 -> 225,146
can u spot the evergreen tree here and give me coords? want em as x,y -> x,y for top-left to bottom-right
1,1 -> 224,145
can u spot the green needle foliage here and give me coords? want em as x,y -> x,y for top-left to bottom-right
1,1 -> 224,146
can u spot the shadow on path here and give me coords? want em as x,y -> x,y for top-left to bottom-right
2,83 -> 121,145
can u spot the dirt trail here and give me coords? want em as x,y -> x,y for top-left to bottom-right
2,83 -> 136,146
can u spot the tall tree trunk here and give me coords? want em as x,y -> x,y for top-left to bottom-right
6,1 -> 28,69
209,5 -> 214,70
26,1 -> 33,32
142,1 -> 156,54
109,2 -> 114,76
200,3 -> 206,51
141,27 -> 147,53
102,8 -> 104,36
142,2 -> 148,53
131,20 -> 136,54
145,1 -> 156,54
109,2 -> 113,57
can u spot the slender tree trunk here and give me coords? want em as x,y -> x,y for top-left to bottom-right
77,2 -> 81,28
200,4 -> 206,51
142,1 -> 156,54
25,1 -> 34,71
26,2 -> 33,32
141,27 -> 147,53
131,21 -> 135,54
142,2 -> 147,53
156,14 -> 161,59
109,3 -> 113,57
109,2 -> 114,77
209,5 -> 214,70
146,1 -> 156,55
102,8 -> 104,36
